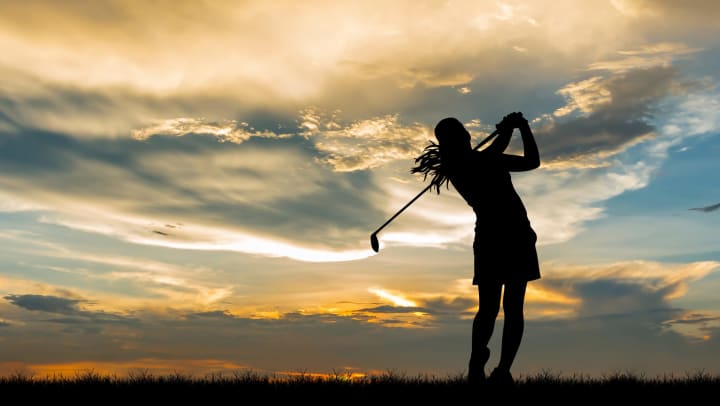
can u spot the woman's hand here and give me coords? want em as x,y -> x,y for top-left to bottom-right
497,112 -> 527,130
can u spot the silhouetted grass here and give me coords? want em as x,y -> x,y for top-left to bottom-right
2,368 -> 718,403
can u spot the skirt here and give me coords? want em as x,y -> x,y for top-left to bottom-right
472,220 -> 541,285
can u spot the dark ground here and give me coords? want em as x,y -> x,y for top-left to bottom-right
2,371 -> 718,403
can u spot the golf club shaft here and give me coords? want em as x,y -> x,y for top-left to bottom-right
372,183 -> 433,237
371,129 -> 500,237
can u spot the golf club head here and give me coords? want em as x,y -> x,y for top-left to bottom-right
370,233 -> 379,253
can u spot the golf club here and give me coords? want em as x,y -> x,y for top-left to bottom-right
370,128 -> 500,252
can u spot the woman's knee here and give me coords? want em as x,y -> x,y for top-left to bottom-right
502,302 -> 526,320
476,304 -> 500,321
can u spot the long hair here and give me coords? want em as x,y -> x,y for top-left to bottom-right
411,117 -> 470,194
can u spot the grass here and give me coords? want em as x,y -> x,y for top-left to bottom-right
2,368 -> 718,402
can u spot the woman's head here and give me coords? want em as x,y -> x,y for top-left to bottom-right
410,117 -> 469,193
435,117 -> 471,150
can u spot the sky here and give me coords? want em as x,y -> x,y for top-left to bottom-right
0,0 -> 719,379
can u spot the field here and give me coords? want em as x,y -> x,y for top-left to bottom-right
2,369 -> 718,403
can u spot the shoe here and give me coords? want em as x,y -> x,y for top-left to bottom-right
488,367 -> 514,386
467,347 -> 490,384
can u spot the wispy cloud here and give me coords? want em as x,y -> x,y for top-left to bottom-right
132,118 -> 285,143
689,202 -> 720,213
587,42 -> 702,73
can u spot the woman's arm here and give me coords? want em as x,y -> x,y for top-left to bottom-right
485,127 -> 513,154
484,116 -> 514,154
501,115 -> 540,172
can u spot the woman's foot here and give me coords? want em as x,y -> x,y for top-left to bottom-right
488,367 -> 514,386
467,347 -> 490,384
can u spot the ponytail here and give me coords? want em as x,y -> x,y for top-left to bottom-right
411,117 -> 469,194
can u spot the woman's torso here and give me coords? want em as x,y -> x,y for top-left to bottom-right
448,149 -> 530,231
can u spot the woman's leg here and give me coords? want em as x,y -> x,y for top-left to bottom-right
497,280 -> 528,372
469,280 -> 502,380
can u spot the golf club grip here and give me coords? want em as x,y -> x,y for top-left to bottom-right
372,129 -> 500,236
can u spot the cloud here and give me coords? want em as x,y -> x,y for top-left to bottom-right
0,1 -> 490,99
0,126 -> 384,260
3,293 -> 133,331
420,296 -> 477,316
1,49 -> 706,258
300,109 -> 432,172
0,0 -> 665,114
543,65 -> 681,163
368,288 -> 417,307
529,260 -> 719,330
573,279 -> 678,318
352,305 -> 427,314
186,310 -> 237,320
611,0 -> 720,26
586,43 -> 702,73
130,110 -> 434,174
554,76 -> 612,117
4,294 -> 83,314
670,313 -> 720,325
2,263 -> 719,378
689,203 -> 720,213
0,0 -> 713,262
0,67 -> 293,138
542,42 -> 709,165
132,117 -> 285,143
419,44 -> 712,248
666,311 -> 720,341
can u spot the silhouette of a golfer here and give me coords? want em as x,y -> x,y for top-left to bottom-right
414,112 -> 540,385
